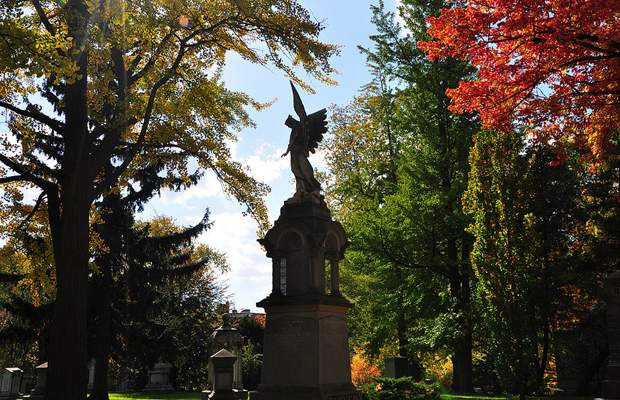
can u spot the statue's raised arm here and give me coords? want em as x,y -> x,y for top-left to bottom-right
282,82 -> 328,203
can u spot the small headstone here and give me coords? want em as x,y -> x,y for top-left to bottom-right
603,271 -> 620,399
144,362 -> 173,391
208,349 -> 238,400
0,367 -> 23,400
30,362 -> 47,399
384,356 -> 410,379
87,359 -> 95,390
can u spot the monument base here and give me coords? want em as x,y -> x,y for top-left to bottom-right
251,383 -> 360,400
252,297 -> 359,400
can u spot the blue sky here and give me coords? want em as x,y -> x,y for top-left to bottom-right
140,1 -> 401,311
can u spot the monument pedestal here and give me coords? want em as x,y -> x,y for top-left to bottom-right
253,297 -> 359,400
252,200 -> 359,400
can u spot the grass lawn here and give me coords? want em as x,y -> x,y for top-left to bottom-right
441,394 -> 513,400
441,395 -> 595,400
109,393 -> 202,400
104,392 -> 595,400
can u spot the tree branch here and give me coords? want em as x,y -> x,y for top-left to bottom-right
31,0 -> 57,35
91,44 -> 187,199
0,101 -> 64,131
18,192 -> 47,230
0,176 -> 27,184
0,154 -> 55,192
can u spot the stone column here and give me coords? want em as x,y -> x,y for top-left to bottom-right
603,271 -> 620,399
272,257 -> 281,296
329,258 -> 340,295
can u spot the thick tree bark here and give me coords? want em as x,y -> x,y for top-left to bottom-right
46,3 -> 91,396
46,179 -> 90,400
90,267 -> 112,400
449,232 -> 474,393
449,265 -> 474,393
451,310 -> 473,393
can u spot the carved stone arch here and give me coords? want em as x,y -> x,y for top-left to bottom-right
324,231 -> 341,257
276,229 -> 305,252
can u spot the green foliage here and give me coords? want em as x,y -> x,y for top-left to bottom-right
324,1 -> 477,389
463,130 -> 588,394
361,377 -> 440,400
241,342 -> 263,391
108,393 -> 201,400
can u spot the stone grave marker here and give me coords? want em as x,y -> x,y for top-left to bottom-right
0,368 -> 23,400
144,362 -> 173,391
208,315 -> 244,391
30,362 -> 47,399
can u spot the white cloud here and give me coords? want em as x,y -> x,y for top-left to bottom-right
171,171 -> 223,205
199,211 -> 272,309
241,143 -> 288,184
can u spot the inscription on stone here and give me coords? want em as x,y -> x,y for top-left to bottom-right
269,317 -> 315,336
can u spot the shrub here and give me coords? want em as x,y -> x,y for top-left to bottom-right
241,342 -> 262,390
361,377 -> 440,400
351,352 -> 381,386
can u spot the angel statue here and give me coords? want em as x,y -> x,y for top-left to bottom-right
281,82 -> 328,203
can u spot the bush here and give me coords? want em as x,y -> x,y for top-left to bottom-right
351,352 -> 381,386
241,342 -> 262,390
361,377 -> 440,400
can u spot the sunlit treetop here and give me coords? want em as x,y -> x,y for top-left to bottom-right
419,0 -> 620,166
0,0 -> 339,231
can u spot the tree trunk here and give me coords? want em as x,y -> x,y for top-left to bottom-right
452,320 -> 474,393
449,235 -> 474,393
46,7 -> 91,396
46,182 -> 90,400
90,267 -> 112,400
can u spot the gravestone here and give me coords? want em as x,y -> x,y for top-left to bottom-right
0,368 -> 23,400
384,357 -> 409,379
251,83 -> 359,400
144,362 -> 173,391
603,271 -> 620,399
208,349 -> 239,400
208,315 -> 244,390
87,359 -> 95,390
30,362 -> 47,399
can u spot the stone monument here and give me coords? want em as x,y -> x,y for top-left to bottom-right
603,271 -> 620,399
30,362 -> 47,399
251,83 -> 359,400
0,367 -> 23,400
208,315 -> 244,391
144,362 -> 174,391
208,349 -> 239,400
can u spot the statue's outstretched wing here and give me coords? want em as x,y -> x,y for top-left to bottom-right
306,108 -> 327,154
290,82 -> 307,119
289,81 -> 327,154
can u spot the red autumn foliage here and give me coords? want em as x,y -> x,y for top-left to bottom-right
350,352 -> 381,386
419,0 -> 620,165
252,313 -> 266,328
